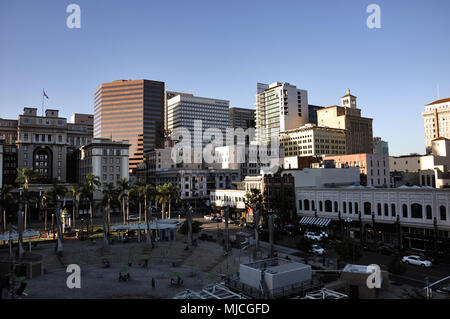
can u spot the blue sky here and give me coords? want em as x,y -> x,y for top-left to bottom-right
1,0 -> 449,156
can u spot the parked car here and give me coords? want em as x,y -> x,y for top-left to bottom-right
127,215 -> 139,221
310,244 -> 325,255
376,245 -> 395,255
305,231 -> 322,241
403,249 -> 437,264
402,255 -> 432,268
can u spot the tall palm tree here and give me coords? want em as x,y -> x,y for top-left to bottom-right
69,184 -> 81,229
245,188 -> 263,261
156,184 -> 171,219
102,183 -> 116,232
46,182 -> 68,254
165,183 -> 180,220
41,191 -> 49,232
16,168 -> 38,231
0,184 -> 14,233
144,184 -> 156,223
82,174 -> 101,230
117,178 -> 129,225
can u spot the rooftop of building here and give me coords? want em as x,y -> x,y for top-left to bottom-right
242,258 -> 310,274
425,97 -> 450,106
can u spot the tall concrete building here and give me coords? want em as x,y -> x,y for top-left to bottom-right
308,104 -> 324,125
167,93 -> 230,148
373,137 -> 389,155
0,118 -> 18,185
317,89 -> 373,154
422,97 -> 450,153
255,82 -> 309,144
94,79 -> 165,172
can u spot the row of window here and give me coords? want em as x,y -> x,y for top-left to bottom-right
299,199 -> 448,221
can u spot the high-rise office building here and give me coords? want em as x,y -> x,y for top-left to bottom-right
317,89 -> 373,154
94,79 -> 165,172
229,107 -> 255,130
167,93 -> 230,148
422,97 -> 450,154
255,82 -> 309,144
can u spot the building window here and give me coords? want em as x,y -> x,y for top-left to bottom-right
298,200 -> 303,210
319,201 -> 323,212
391,204 -> 396,217
411,203 -> 423,219
426,205 -> 432,219
377,203 -> 382,216
440,206 -> 447,221
103,174 -> 107,180
303,199 -> 310,211
343,202 -> 347,213
364,202 -> 371,215
349,202 -> 353,214
324,200 -> 332,212
311,200 -> 315,211
402,204 -> 408,218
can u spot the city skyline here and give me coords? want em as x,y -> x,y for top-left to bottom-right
1,0 -> 450,157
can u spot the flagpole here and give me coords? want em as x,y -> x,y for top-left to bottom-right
42,88 -> 45,117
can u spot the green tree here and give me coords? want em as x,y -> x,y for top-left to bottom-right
156,184 -> 171,219
144,184 -> 156,223
245,188 -> 263,260
0,184 -> 14,233
69,184 -> 81,228
101,183 -> 117,235
16,168 -> 38,231
178,220 -> 203,236
388,254 -> 407,284
82,173 -> 101,230
46,182 -> 68,254
335,238 -> 362,263
166,183 -> 180,220
117,178 -> 129,225
296,236 -> 314,253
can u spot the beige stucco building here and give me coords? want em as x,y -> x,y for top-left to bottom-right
317,89 -> 373,154
422,97 -> 450,153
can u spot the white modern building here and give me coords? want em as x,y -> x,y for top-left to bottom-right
255,82 -> 309,144
422,97 -> 450,153
79,138 -> 130,186
167,93 -> 230,148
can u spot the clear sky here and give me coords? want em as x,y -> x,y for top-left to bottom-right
1,0 -> 449,156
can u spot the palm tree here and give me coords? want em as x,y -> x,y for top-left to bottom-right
102,183 -> 116,233
245,188 -> 263,260
46,182 -> 68,254
16,168 -> 38,231
144,184 -> 156,223
156,184 -> 170,219
82,174 -> 101,230
69,184 -> 81,229
166,183 -> 180,220
0,184 -> 14,233
117,178 -> 129,225
41,191 -> 49,232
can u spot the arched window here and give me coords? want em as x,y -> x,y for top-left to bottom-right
402,204 -> 408,218
384,203 -> 389,216
377,203 -> 382,216
325,200 -> 332,213
355,202 -> 359,213
304,199 -> 310,211
334,201 -> 338,212
311,200 -> 315,211
426,205 -> 432,219
411,203 -> 423,219
349,202 -> 353,214
319,201 -> 323,212
343,202 -> 347,214
440,206 -> 447,221
364,202 -> 371,215
298,200 -> 303,210
391,204 -> 396,217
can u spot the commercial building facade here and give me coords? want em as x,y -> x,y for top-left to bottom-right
279,124 -> 347,158
294,187 -> 450,252
317,89 -> 373,154
94,79 -> 165,172
78,138 -> 130,187
422,97 -> 450,153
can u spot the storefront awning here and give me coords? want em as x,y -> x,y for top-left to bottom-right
299,216 -> 331,228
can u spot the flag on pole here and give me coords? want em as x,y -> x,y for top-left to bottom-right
43,90 -> 49,99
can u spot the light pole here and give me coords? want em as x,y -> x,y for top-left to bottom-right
39,187 -> 43,223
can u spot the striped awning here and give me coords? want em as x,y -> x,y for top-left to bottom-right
299,216 -> 331,228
